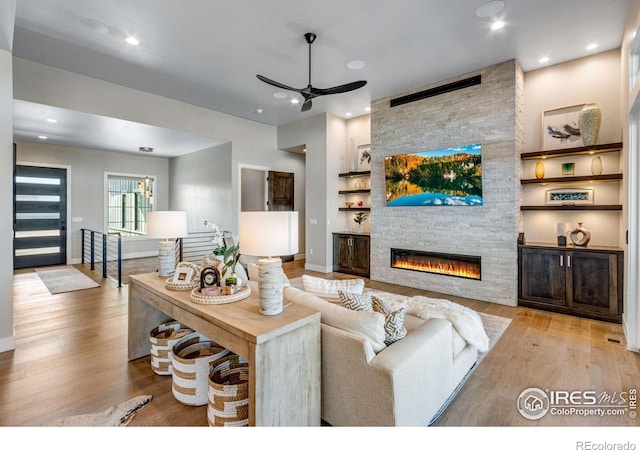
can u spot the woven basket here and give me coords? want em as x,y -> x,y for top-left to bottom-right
149,321 -> 196,375
207,354 -> 250,426
171,334 -> 230,406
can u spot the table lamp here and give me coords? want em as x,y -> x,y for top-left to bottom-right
146,211 -> 188,276
239,211 -> 298,315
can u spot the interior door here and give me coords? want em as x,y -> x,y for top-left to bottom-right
14,165 -> 68,269
267,171 -> 294,211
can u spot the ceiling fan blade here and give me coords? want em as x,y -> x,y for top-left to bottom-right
313,80 -> 367,96
256,74 -> 301,92
301,98 -> 313,112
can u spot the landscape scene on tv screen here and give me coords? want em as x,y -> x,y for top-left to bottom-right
384,143 -> 482,206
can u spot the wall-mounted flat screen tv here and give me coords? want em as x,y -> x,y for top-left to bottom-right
384,143 -> 482,206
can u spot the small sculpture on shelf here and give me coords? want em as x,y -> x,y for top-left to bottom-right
569,222 -> 591,247
354,212 -> 368,233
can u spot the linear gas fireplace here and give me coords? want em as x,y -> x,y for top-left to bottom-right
390,248 -> 481,280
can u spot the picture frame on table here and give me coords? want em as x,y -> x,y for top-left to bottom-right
171,262 -> 197,285
545,188 -> 594,205
542,104 -> 584,150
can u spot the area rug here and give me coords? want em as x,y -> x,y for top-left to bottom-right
47,395 -> 152,426
35,266 -> 100,294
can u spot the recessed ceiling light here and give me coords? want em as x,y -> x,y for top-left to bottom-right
539,56 -> 550,64
586,43 -> 598,50
138,146 -> 154,153
476,1 -> 505,18
125,36 -> 140,46
256,108 -> 263,114
37,135 -> 48,140
365,107 -> 371,112
491,20 -> 505,30
273,92 -> 287,99
345,112 -> 352,117
81,19 -> 109,34
45,118 -> 58,123
291,98 -> 300,104
347,60 -> 365,70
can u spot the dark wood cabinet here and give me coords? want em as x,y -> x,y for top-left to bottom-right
333,232 -> 370,277
518,244 -> 623,323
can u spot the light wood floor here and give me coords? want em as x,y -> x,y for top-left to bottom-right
2,260 -> 639,427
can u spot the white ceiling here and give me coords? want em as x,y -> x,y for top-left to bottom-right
10,0 -> 631,157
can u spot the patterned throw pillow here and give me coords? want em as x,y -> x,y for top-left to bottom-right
372,296 -> 407,345
338,290 -> 373,311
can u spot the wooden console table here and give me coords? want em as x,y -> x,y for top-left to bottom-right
128,273 -> 321,426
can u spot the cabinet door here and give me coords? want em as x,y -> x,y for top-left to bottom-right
520,247 -> 566,305
333,235 -> 352,272
349,235 -> 370,277
566,251 -> 619,315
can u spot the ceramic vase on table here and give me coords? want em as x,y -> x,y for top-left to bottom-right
578,103 -> 602,146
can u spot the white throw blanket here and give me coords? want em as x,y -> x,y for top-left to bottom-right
376,293 -> 490,352
408,296 -> 489,352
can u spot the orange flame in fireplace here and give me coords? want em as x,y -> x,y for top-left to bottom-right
392,257 -> 480,280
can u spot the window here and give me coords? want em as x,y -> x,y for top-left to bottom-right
106,174 -> 154,236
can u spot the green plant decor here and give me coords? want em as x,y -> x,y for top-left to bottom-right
221,243 -> 240,278
354,212 -> 368,225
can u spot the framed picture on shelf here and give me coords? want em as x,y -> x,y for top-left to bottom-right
542,104 -> 584,150
545,188 -> 594,205
357,144 -> 371,171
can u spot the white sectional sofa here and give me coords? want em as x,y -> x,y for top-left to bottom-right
283,283 -> 479,426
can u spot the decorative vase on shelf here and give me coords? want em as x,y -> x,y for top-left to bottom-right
569,222 -> 591,247
578,103 -> 602,146
591,155 -> 603,175
535,161 -> 545,179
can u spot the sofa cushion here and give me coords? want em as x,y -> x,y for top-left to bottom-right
302,275 -> 365,300
284,286 -> 386,353
338,290 -> 373,311
372,296 -> 408,345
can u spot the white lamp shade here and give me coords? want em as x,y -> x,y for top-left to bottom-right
146,211 -> 188,238
554,222 -> 571,235
239,211 -> 298,257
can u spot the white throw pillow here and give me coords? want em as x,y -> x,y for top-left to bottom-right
302,274 -> 365,300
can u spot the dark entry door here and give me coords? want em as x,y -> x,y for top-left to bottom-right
267,171 -> 294,211
14,165 -> 68,269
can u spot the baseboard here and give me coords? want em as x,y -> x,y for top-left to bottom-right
0,335 -> 16,354
304,263 -> 332,273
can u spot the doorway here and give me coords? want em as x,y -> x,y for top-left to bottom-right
13,165 -> 68,269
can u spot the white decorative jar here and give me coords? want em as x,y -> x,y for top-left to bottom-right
578,103 -> 602,146
591,155 -> 603,175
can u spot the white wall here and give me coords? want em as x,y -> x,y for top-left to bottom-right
0,48 -> 14,352
278,113 -> 330,271
523,49 -> 623,247
16,140 -> 170,262
169,142 -> 232,233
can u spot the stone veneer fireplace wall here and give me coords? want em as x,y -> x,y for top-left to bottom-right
370,60 -> 524,306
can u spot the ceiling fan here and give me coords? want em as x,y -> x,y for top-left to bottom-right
257,32 -> 367,112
